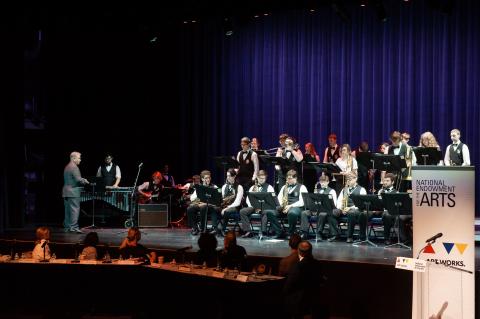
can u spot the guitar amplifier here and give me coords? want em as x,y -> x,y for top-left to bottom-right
138,204 -> 169,227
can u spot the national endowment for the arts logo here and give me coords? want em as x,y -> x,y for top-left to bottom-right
415,179 -> 456,207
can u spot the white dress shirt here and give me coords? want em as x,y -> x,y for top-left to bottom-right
335,157 -> 358,172
444,141 -> 471,166
96,164 -> 121,178
277,184 -> 309,208
246,184 -> 275,207
336,186 -> 367,210
221,184 -> 244,208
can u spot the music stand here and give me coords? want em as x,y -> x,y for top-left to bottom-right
350,195 -> 384,247
302,193 -> 336,242
413,147 -> 442,165
247,192 -> 279,241
162,187 -> 184,228
381,192 -> 412,249
259,155 -> 290,188
82,177 -> 106,230
195,185 -> 222,232
213,156 -> 239,180
373,154 -> 406,190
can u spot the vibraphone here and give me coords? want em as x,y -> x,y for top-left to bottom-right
80,186 -> 135,212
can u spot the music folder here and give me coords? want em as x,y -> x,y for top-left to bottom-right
195,185 -> 222,207
350,194 -> 384,211
247,192 -> 279,211
381,193 -> 412,216
302,193 -> 336,212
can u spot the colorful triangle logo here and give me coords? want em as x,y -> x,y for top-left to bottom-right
455,243 -> 468,255
442,242 -> 454,254
423,244 -> 435,254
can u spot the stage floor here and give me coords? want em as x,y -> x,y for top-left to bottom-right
3,226 -> 478,269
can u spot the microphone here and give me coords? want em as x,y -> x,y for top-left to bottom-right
41,240 -> 48,248
425,233 -> 443,243
139,162 -> 143,168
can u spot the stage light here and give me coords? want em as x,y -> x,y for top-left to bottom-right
360,0 -> 367,7
222,18 -> 234,36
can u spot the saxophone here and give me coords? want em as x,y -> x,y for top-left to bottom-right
253,178 -> 259,192
281,181 -> 289,213
342,186 -> 350,213
404,145 -> 413,181
221,185 -> 236,209
314,182 -> 320,194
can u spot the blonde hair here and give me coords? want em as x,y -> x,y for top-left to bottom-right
450,128 -> 461,135
419,131 -> 439,148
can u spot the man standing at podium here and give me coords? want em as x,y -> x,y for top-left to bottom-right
63,151 -> 89,233
96,153 -> 121,188
236,137 -> 259,190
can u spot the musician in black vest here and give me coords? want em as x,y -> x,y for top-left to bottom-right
383,131 -> 416,191
161,164 -> 175,187
96,154 -> 121,187
334,172 -> 367,243
239,170 -> 276,238
444,128 -> 471,166
323,133 -> 341,164
378,173 -> 402,245
186,170 -> 218,235
276,137 -> 304,187
268,170 -> 308,239
299,174 -> 337,240
219,168 -> 244,236
236,137 -> 259,191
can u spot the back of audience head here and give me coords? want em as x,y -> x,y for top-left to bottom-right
298,241 -> 313,258
35,226 -> 50,244
84,232 -> 99,247
224,230 -> 237,249
198,232 -> 218,252
289,233 -> 302,251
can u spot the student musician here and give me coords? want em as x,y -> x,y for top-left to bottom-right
383,131 -> 417,191
236,137 -> 259,190
444,128 -> 470,166
378,173 -> 399,245
161,164 -> 175,187
96,153 -> 121,188
418,131 -> 441,150
267,170 -> 308,239
274,133 -> 290,191
137,171 -> 164,204
276,137 -> 304,187
239,170 -> 275,238
302,142 -> 320,192
251,137 -> 260,151
299,174 -> 337,240
186,170 -> 218,235
323,133 -> 341,163
329,172 -> 367,243
335,144 -> 358,175
219,168 -> 244,236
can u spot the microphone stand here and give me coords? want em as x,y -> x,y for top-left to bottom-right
126,163 -> 143,228
39,240 -> 49,263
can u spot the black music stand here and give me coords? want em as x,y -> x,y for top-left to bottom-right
413,147 -> 442,165
381,192 -> 412,249
373,153 -> 406,189
196,185 -> 222,232
318,163 -> 342,194
259,155 -> 290,189
350,195 -> 384,247
302,193 -> 336,243
213,156 -> 239,180
162,187 -> 184,228
82,177 -> 105,230
247,192 -> 279,241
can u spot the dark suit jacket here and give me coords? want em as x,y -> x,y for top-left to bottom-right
62,161 -> 87,198
283,256 -> 327,318
279,251 -> 299,276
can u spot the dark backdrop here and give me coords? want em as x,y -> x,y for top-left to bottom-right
3,0 -> 479,227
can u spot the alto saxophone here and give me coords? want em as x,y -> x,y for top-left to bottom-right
342,186 -> 350,213
253,178 -> 259,192
281,181 -> 289,214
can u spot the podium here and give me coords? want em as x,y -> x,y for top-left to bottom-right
350,194 -> 384,247
302,193 -> 336,242
413,147 -> 442,165
381,192 -> 411,249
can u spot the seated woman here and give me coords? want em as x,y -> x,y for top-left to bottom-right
194,232 -> 218,267
119,227 -> 156,264
80,232 -> 99,260
218,231 -> 247,271
32,226 -> 51,261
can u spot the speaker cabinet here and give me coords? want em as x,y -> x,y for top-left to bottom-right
138,204 -> 169,227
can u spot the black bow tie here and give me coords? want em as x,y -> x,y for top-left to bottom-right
242,150 -> 249,154
329,146 -> 336,150
452,143 -> 458,146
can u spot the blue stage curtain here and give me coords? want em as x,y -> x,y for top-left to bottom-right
178,0 -> 480,213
